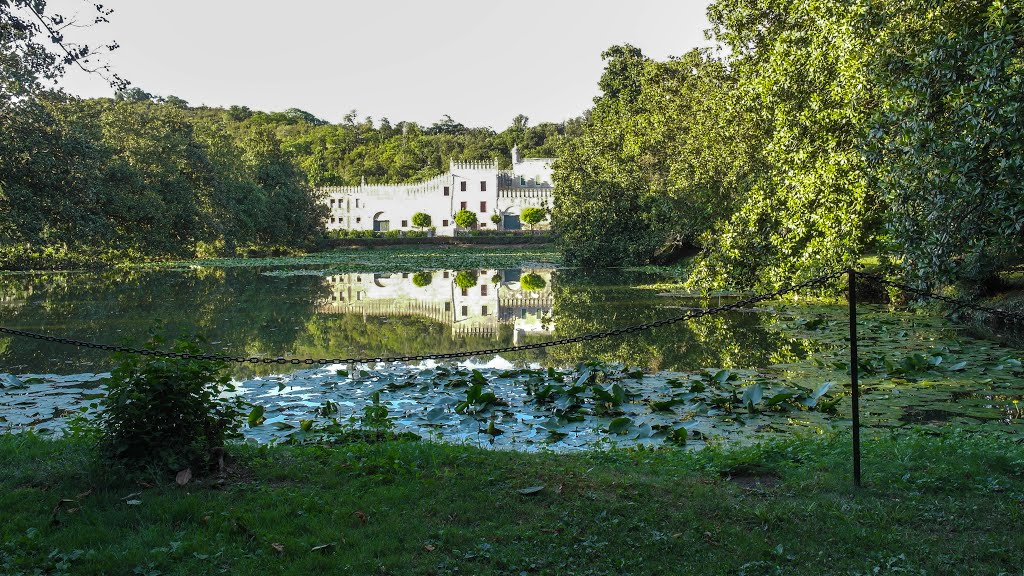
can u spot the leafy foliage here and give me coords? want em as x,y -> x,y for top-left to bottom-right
867,0 -> 1024,290
411,212 -> 431,230
520,273 -> 546,291
454,270 -> 479,290
520,207 -> 546,231
454,209 -> 478,230
555,2 -> 1024,294
98,335 -> 244,472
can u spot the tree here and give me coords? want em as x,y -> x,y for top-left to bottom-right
1,1 -> 126,99
520,207 -> 546,232
411,212 -> 431,231
520,273 -> 546,291
490,214 -> 501,227
454,270 -> 478,290
866,0 -> 1024,291
454,209 -> 477,230
412,272 -> 432,287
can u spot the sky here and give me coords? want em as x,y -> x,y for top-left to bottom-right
49,0 -> 715,129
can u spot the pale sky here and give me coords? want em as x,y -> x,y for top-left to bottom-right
49,0 -> 714,128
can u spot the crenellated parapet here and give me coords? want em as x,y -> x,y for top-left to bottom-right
450,159 -> 498,171
322,174 -> 449,200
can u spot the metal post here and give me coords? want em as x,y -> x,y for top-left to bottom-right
848,268 -> 862,488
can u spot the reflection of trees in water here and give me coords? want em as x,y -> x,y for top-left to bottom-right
0,269 -> 327,376
0,268 -> 552,376
544,269 -> 821,371
0,267 -> 822,377
290,314 -> 546,366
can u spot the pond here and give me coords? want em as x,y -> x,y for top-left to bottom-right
1,260 -> 1021,450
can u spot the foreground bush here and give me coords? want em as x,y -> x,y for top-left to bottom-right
99,336 -> 244,472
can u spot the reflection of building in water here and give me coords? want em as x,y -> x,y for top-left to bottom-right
317,269 -> 553,342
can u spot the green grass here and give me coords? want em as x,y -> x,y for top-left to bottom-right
2,432 -> 1023,575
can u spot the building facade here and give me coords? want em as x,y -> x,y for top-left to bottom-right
318,268 -> 554,343
321,147 -> 554,235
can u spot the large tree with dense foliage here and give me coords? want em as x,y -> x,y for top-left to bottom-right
866,0 -> 1024,291
555,0 -> 1023,294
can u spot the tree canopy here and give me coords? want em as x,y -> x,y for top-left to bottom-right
552,0 -> 1024,294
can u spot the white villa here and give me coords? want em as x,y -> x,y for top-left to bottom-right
318,268 -> 554,342
321,147 -> 553,235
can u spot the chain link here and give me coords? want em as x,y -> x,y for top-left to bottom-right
857,271 -> 1024,324
0,270 -> 848,366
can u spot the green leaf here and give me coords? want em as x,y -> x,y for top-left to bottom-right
247,405 -> 265,426
608,417 -> 632,434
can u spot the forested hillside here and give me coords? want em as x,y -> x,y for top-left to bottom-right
1,89 -> 577,269
554,0 -> 1024,295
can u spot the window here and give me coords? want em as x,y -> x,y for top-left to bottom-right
444,186 -> 450,196
443,219 -> 449,227
461,306 -> 468,317
356,217 -> 361,223
481,285 -> 487,296
355,199 -> 360,208
481,306 -> 488,315
480,223 -> 486,228
330,199 -> 336,206
330,217 -> 336,223
461,288 -> 468,296
460,202 -> 467,210
402,220 -> 408,227
460,181 -> 467,192
480,201 -> 486,212
480,181 -> 486,191
443,271 -> 450,278
401,273 -> 408,278
444,302 -> 451,312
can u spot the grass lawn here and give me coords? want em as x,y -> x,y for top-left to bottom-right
2,432 -> 1022,575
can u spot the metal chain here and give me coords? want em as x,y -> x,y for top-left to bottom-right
857,271 -> 1024,324
0,270 -> 848,366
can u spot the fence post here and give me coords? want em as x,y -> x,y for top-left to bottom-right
848,268 -> 862,488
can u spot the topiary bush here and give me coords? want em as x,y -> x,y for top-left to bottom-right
520,273 -> 546,291
454,270 -> 478,289
412,271 -> 433,287
98,334 -> 245,473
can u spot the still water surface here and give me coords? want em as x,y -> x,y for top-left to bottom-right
1,265 -> 1021,449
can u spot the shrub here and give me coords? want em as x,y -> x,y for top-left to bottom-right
490,214 -> 501,225
98,334 -> 244,472
412,271 -> 433,287
412,212 -> 431,230
454,270 -> 478,289
384,230 -> 400,238
521,207 -> 546,231
520,273 -> 546,291
454,209 -> 477,229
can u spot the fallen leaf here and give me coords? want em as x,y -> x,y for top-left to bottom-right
353,510 -> 367,524
310,543 -> 336,553
517,485 -> 545,495
423,544 -> 436,552
271,543 -> 284,554
125,499 -> 142,506
176,468 -> 192,486
120,492 -> 142,501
